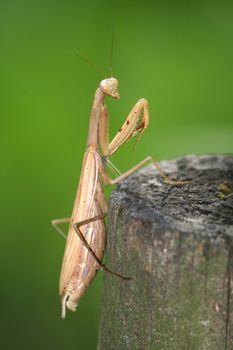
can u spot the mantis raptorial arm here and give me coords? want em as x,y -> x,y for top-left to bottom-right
99,98 -> 149,157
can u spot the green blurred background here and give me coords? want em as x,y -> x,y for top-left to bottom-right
0,0 -> 233,349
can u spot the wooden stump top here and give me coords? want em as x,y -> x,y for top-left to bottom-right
98,155 -> 233,350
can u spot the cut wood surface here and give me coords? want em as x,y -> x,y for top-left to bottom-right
98,154 -> 233,350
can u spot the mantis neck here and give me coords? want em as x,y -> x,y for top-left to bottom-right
86,88 -> 104,150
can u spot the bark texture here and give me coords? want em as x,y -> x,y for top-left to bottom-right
98,155 -> 233,350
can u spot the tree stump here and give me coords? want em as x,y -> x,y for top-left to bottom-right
98,155 -> 233,350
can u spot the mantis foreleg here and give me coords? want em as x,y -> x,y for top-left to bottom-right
99,98 -> 149,157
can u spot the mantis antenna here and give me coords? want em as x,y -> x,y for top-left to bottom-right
71,50 -> 106,78
109,24 -> 114,77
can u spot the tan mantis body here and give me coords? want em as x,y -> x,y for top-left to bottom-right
52,78 -> 151,318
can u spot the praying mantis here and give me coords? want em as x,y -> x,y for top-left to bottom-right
52,73 -> 182,319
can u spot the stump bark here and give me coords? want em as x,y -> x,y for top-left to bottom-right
98,155 -> 233,350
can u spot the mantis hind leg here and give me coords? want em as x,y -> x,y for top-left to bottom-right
73,215 -> 131,281
52,216 -> 131,280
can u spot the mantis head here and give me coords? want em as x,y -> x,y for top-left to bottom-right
100,77 -> 120,99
